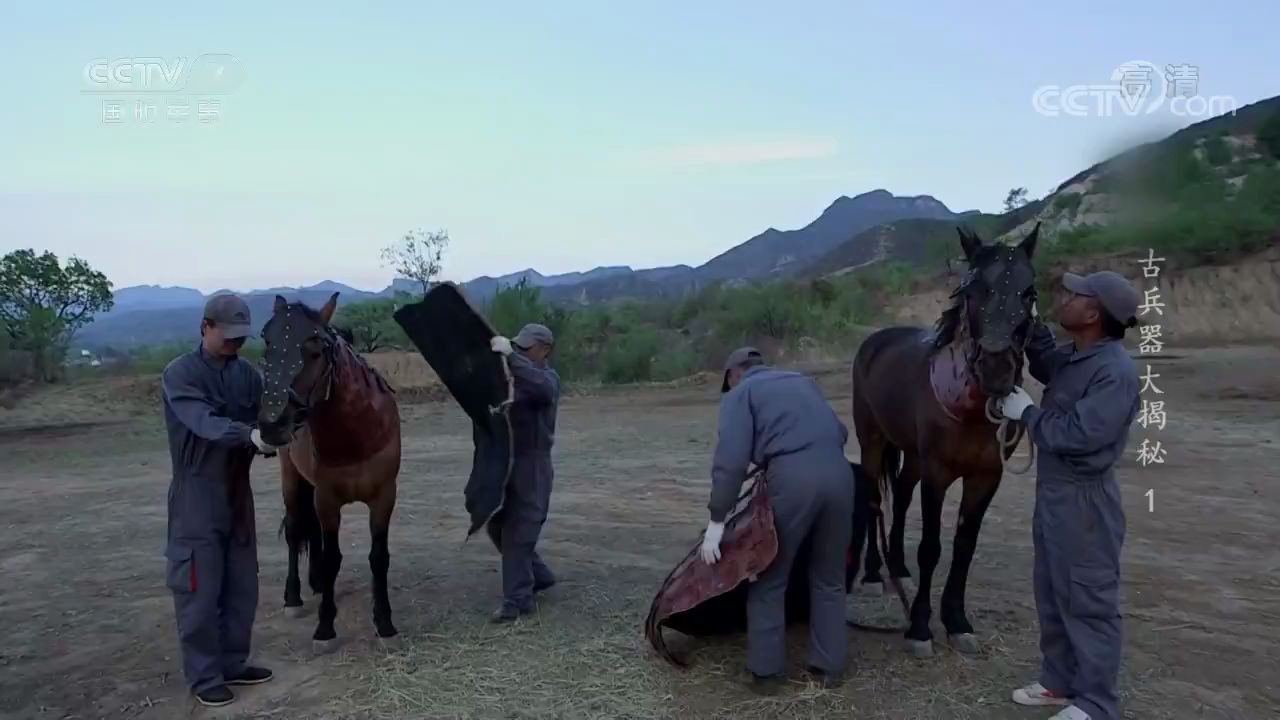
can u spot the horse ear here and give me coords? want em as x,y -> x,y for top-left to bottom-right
274,294 -> 288,314
957,226 -> 982,261
1019,221 -> 1041,259
319,291 -> 339,324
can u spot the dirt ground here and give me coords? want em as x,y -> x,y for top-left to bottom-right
2,346 -> 1278,720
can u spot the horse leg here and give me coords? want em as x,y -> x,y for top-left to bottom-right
282,457 -> 320,617
906,461 -> 951,658
306,492 -> 324,596
886,454 -> 919,586
313,489 -> 343,650
940,470 -> 1001,654
280,455 -> 304,615
368,481 -> 398,640
854,419 -> 886,594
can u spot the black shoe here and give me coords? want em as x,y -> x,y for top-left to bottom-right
195,685 -> 235,707
490,604 -> 533,624
226,666 -> 274,686
746,672 -> 785,695
533,577 -> 556,593
806,665 -> 842,689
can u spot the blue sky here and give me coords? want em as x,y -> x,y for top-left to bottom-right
1,1 -> 1276,293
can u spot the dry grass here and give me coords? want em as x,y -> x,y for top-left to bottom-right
329,583 -> 677,720
365,351 -> 441,390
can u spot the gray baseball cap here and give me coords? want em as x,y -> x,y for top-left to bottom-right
513,323 -> 554,349
1062,271 -> 1141,326
721,346 -> 763,393
203,293 -> 252,339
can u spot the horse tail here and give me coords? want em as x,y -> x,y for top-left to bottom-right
847,444 -> 912,634
280,478 -> 322,559
878,443 -> 913,621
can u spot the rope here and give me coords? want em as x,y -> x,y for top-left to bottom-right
986,396 -> 1035,474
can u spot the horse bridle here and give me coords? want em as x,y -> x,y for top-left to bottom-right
953,268 -> 1039,471
281,325 -> 339,434
955,267 -> 1036,377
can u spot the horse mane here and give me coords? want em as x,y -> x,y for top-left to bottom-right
932,284 -> 967,350
281,300 -> 396,397
330,326 -> 396,396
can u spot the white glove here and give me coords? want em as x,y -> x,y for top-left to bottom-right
699,520 -> 725,565
999,387 -> 1035,420
250,428 -> 279,454
490,336 -> 513,356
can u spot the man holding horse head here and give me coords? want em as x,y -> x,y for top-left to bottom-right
699,347 -> 855,692
998,270 -> 1141,720
488,323 -> 561,622
160,294 -> 282,707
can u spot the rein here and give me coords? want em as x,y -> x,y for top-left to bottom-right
986,397 -> 1035,474
284,330 -> 338,436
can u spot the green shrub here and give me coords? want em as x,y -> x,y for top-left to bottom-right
1052,192 -> 1084,215
1258,110 -> 1280,159
601,328 -> 659,384
1204,135 -> 1232,166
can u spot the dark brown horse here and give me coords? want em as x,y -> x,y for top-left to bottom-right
852,223 -> 1038,658
256,293 -> 403,650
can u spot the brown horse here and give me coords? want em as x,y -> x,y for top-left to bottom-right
852,223 -> 1038,658
256,292 -> 403,649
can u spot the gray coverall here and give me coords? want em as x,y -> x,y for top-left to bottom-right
160,346 -> 263,694
709,366 -> 854,678
1022,323 -> 1139,720
493,350 -> 561,611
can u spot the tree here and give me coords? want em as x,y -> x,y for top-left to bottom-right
381,228 -> 449,296
334,298 -> 407,353
0,249 -> 114,381
1004,187 -> 1029,212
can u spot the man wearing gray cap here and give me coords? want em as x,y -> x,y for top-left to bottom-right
160,293 -> 281,707
700,346 -> 854,691
998,271 -> 1141,720
488,323 -> 561,622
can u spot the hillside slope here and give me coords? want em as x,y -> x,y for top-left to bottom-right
695,189 -> 958,281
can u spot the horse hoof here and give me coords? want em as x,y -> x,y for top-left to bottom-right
908,640 -> 934,658
284,604 -> 307,618
312,638 -> 339,655
377,633 -> 402,651
898,578 -> 918,596
949,633 -> 980,654
860,582 -> 884,597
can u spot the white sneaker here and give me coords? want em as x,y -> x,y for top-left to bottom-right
1011,681 -> 1070,707
1048,706 -> 1091,720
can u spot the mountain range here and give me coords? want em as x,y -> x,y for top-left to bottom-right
80,188 -> 966,349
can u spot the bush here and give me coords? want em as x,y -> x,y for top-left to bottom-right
1052,192 -> 1084,215
600,328 -> 660,384
1258,110 -> 1280,159
1204,135 -> 1232,166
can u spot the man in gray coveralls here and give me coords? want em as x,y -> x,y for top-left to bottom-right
161,294 -> 281,707
488,323 -> 561,622
699,347 -> 854,692
999,270 -> 1142,720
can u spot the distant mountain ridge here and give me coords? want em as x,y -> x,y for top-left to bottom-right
95,187 -> 957,325
696,189 -> 958,280
73,189 -> 965,348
